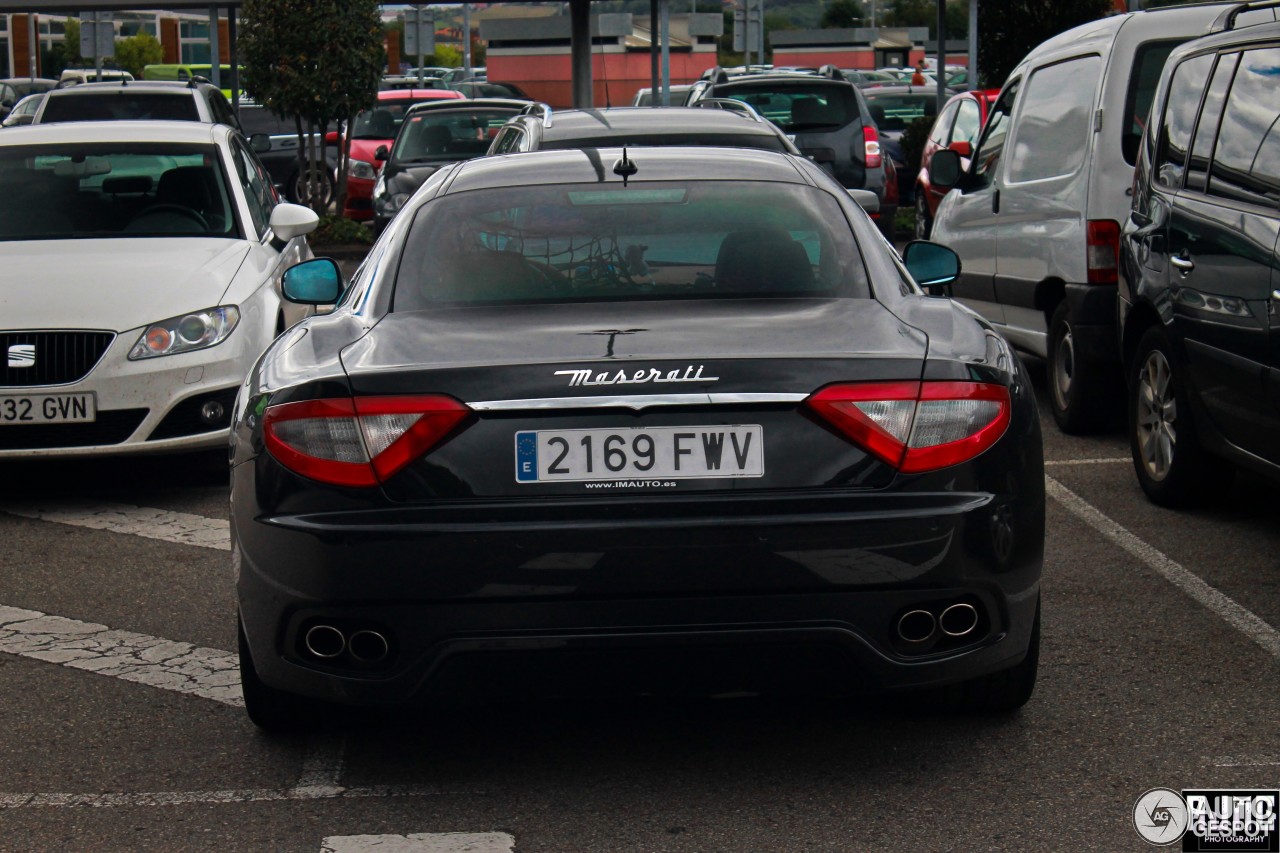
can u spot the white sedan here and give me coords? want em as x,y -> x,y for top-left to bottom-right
0,120 -> 319,458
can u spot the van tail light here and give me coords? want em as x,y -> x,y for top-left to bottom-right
863,125 -> 882,170
806,381 -> 1011,473
263,395 -> 471,487
1086,219 -> 1121,284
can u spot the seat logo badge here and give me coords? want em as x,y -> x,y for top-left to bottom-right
555,364 -> 719,387
6,344 -> 34,368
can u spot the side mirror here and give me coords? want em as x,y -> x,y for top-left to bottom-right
282,258 -> 343,304
847,189 -> 880,214
374,145 -> 389,162
902,240 -> 960,296
947,139 -> 972,158
249,132 -> 272,153
269,202 -> 320,241
930,148 -> 962,190
324,130 -> 340,144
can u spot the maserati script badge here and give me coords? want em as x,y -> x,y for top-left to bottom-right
555,365 -> 719,387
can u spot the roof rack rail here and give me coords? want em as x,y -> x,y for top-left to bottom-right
1215,0 -> 1280,30
817,64 -> 844,80
189,75 -> 213,87
699,66 -> 731,85
520,101 -> 554,128
693,98 -> 764,122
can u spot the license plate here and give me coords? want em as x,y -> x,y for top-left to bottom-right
0,393 -> 96,425
515,425 -> 764,483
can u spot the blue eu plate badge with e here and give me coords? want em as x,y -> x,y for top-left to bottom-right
515,431 -> 538,482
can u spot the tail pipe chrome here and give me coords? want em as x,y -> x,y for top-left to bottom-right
896,609 -> 937,644
348,630 -> 390,664
303,624 -> 346,659
939,602 -> 979,638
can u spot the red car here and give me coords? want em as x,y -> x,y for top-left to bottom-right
342,88 -> 465,220
913,88 -> 1000,239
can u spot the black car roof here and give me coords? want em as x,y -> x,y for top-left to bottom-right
1167,16 -> 1280,60
536,107 -> 785,139
446,145 -> 809,193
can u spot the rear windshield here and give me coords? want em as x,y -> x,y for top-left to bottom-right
0,143 -> 237,240
719,85 -> 859,131
352,99 -> 441,140
393,109 -> 520,161
394,180 -> 869,309
40,93 -> 199,123
864,93 -> 938,132
542,132 -> 788,153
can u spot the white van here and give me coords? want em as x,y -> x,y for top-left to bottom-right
928,3 -> 1278,433
57,68 -> 134,87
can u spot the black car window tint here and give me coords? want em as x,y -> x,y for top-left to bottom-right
1185,53 -> 1238,193
234,140 -> 274,235
1154,53 -> 1215,191
863,94 -> 936,133
721,86 -> 857,131
1208,47 -> 1280,205
1007,55 -> 1100,184
972,79 -> 1019,186
490,126 -> 524,154
40,93 -> 200,123
392,181 -> 870,310
1124,40 -> 1185,166
950,99 -> 981,146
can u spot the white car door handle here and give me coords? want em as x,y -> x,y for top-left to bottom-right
1171,254 -> 1195,273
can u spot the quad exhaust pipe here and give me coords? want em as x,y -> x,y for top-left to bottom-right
894,601 -> 982,646
302,624 -> 390,664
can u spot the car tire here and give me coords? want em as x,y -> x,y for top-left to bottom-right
913,190 -> 931,240
933,598 -> 1040,714
289,166 -> 334,208
1047,300 -> 1118,434
1128,326 -> 1233,507
239,615 -> 312,733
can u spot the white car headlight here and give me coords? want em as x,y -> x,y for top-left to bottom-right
128,306 -> 240,360
350,160 -> 378,181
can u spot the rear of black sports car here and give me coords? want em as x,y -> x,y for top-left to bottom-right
231,148 -> 1043,729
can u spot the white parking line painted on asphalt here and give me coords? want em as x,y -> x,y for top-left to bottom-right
321,833 -> 516,853
1046,476 -> 1280,659
1043,458 -> 1130,467
1208,756 -> 1280,767
0,501 -> 230,550
0,783 -> 481,810
0,605 -> 242,707
294,734 -> 347,797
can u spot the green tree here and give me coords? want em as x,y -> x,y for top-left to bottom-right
821,0 -> 864,28
114,32 -> 164,78
978,0 -> 1111,86
241,0 -> 385,213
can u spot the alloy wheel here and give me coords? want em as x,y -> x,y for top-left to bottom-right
1136,349 -> 1176,481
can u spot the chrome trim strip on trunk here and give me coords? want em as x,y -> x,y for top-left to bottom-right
469,392 -> 808,412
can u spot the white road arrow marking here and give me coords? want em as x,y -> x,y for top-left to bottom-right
321,833 -> 516,853
0,605 -> 242,706
1,501 -> 230,550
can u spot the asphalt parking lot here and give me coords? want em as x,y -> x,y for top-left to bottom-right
2,360 -> 1278,852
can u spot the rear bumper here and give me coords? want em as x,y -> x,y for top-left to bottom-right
234,477 -> 1043,705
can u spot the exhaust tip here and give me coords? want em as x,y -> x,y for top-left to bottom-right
304,624 -> 346,659
896,609 -> 936,644
939,602 -> 979,638
348,630 -> 390,663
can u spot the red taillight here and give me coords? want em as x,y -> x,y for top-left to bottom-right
806,381 -> 1011,473
1086,219 -> 1121,284
863,125 -> 882,170
263,395 -> 470,487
